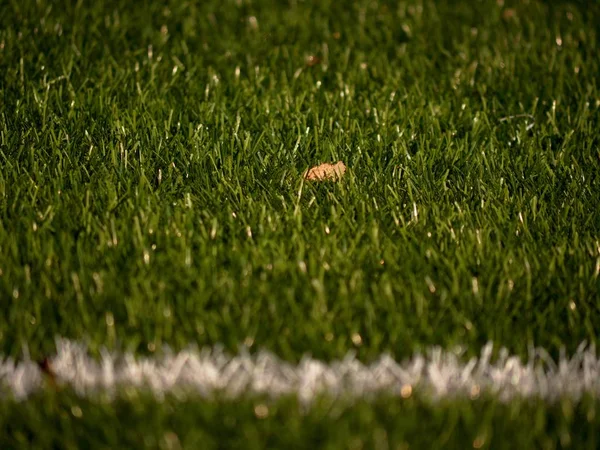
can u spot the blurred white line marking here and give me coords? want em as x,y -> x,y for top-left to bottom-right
1,339 -> 599,403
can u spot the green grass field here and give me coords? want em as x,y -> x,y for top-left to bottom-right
1,0 -> 600,447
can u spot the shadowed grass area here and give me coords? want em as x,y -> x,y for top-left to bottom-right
2,390 -> 600,449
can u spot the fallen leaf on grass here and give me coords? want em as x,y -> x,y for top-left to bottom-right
306,55 -> 321,67
502,8 -> 516,20
304,161 -> 346,181
38,357 -> 60,390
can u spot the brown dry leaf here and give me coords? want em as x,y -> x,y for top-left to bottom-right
306,55 -> 321,67
38,357 -> 60,390
502,8 -> 516,20
304,161 -> 346,181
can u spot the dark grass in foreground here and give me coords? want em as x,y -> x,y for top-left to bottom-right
2,391 -> 600,449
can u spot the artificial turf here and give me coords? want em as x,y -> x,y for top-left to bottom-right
2,391 -> 600,450
1,0 -> 599,447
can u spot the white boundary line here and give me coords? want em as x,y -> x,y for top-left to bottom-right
1,339 -> 600,403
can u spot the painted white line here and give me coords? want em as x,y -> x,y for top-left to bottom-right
1,339 -> 599,403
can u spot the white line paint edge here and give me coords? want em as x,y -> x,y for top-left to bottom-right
1,339 -> 599,403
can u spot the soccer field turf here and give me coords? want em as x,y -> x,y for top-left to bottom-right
1,0 -> 599,447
